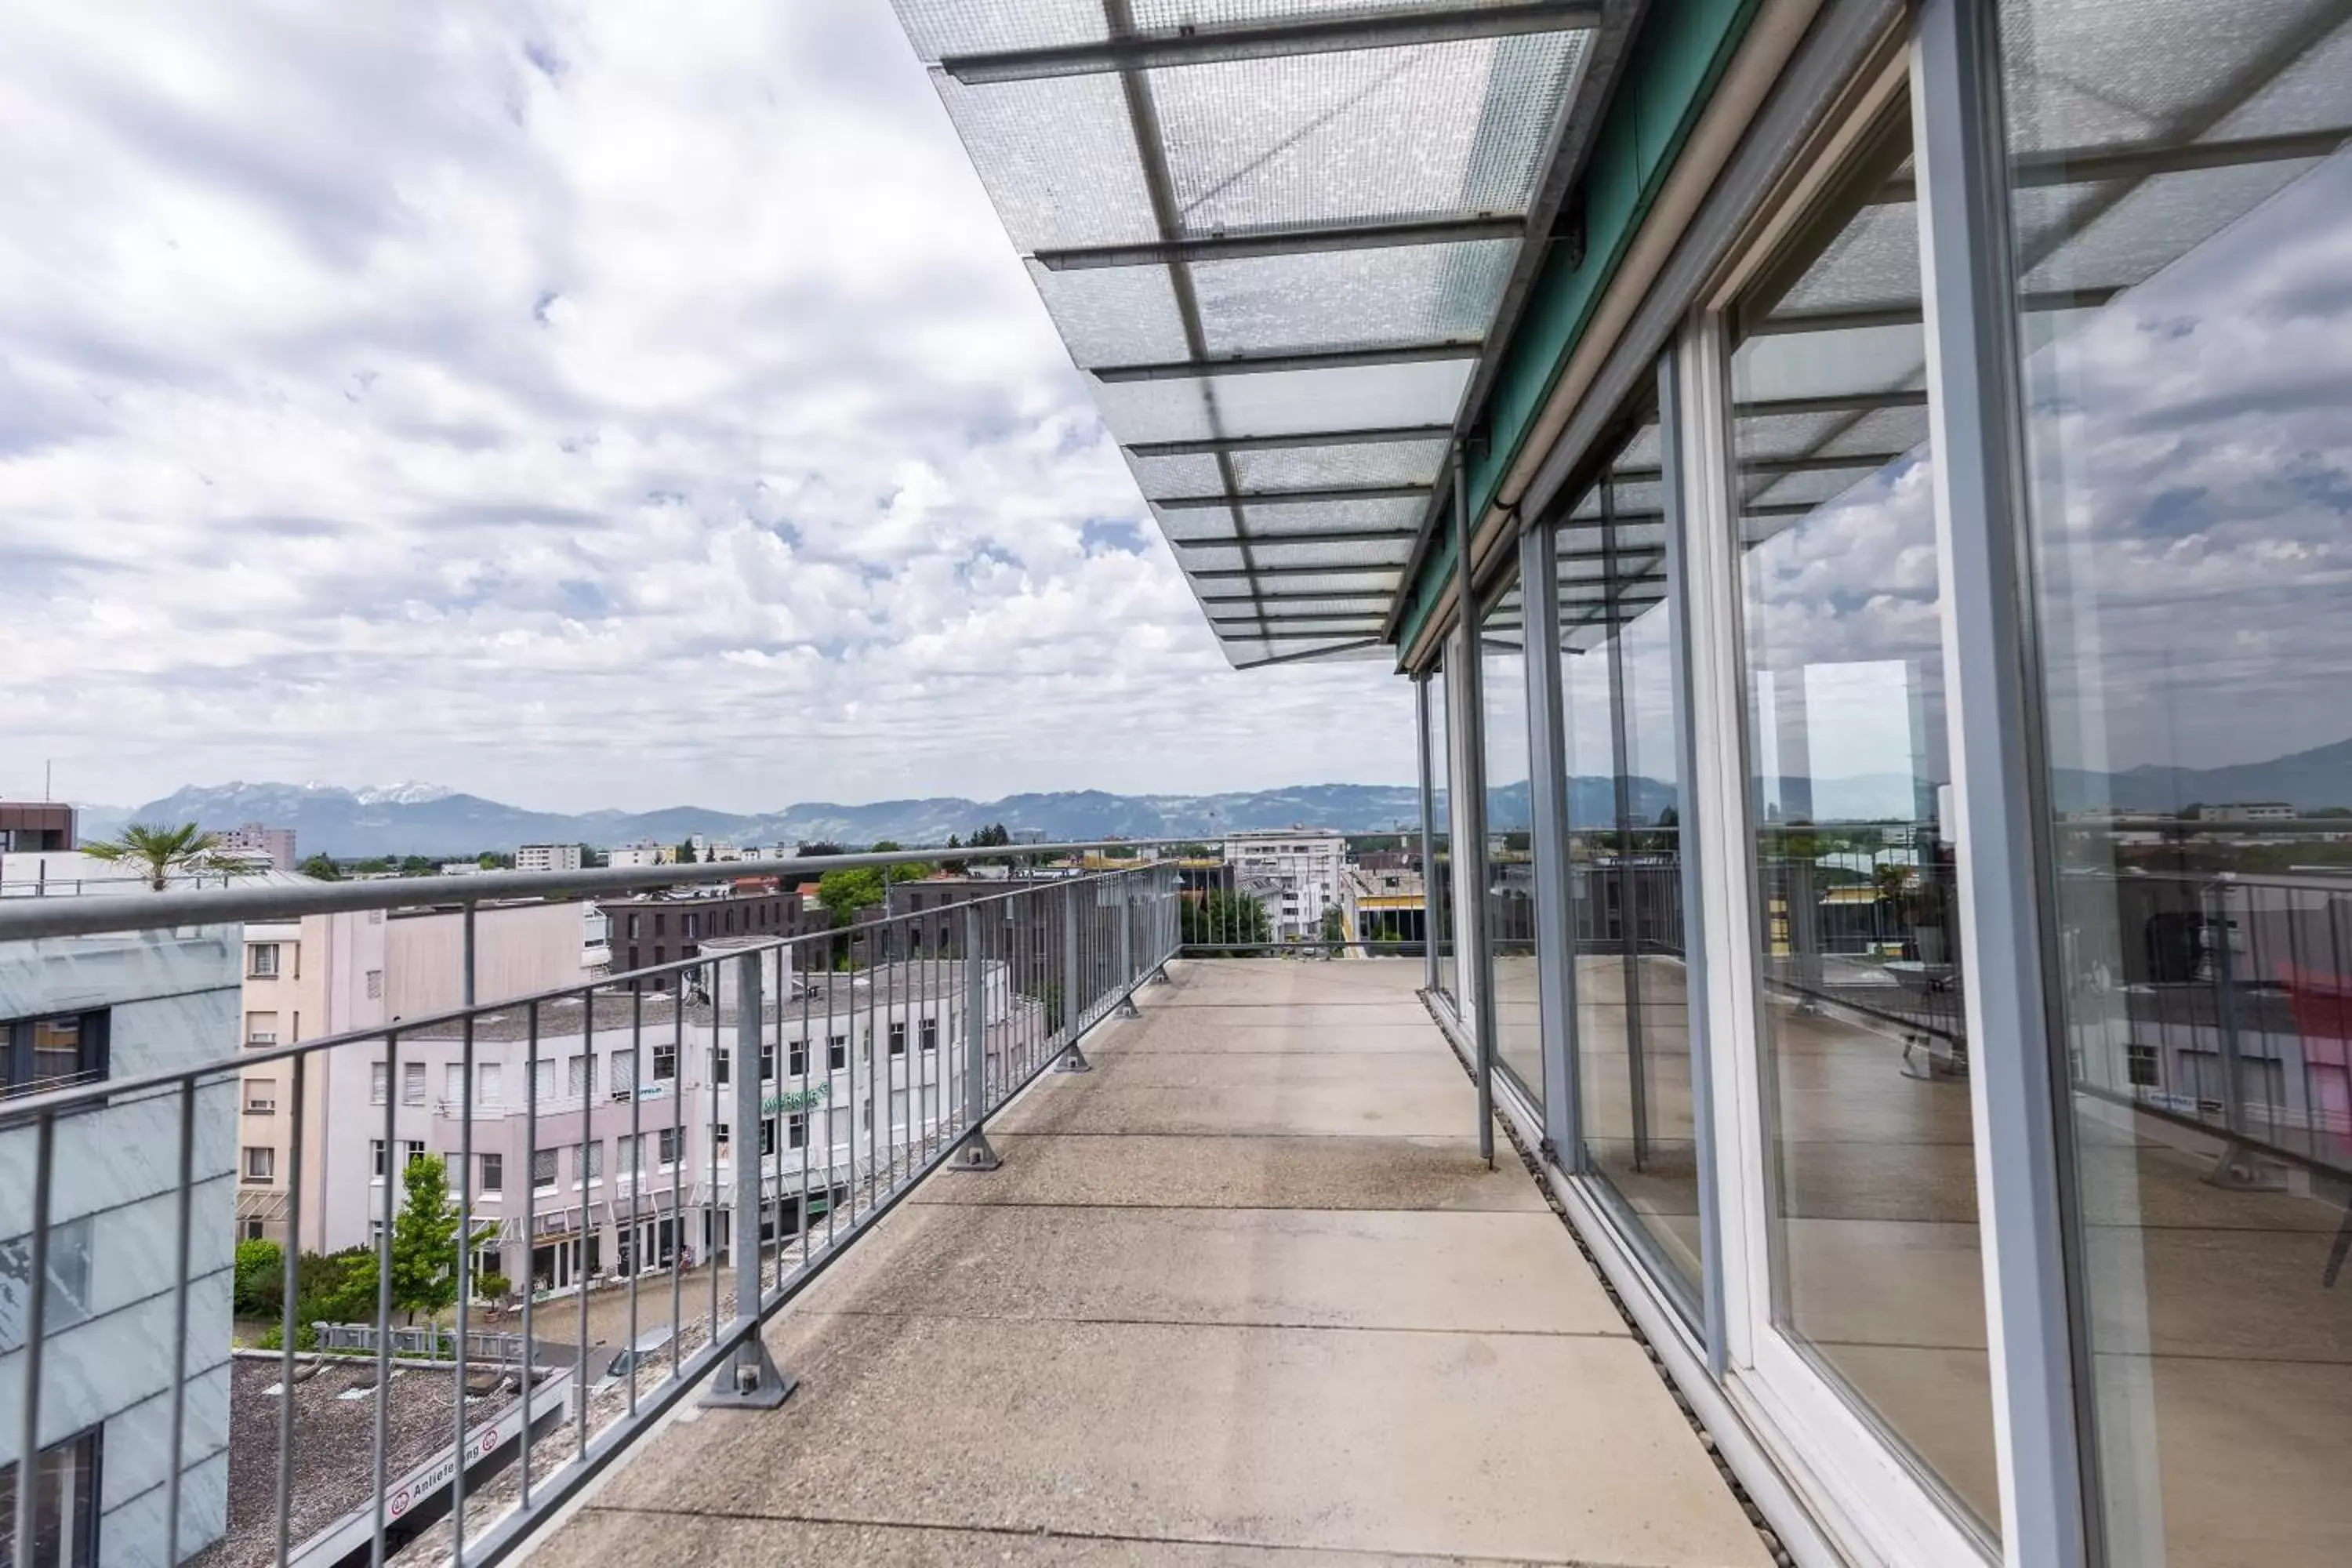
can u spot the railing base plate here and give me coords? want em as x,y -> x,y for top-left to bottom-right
702,1341 -> 796,1410
951,1132 -> 1003,1172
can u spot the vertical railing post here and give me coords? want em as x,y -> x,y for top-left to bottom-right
705,949 -> 793,1406
1060,879 -> 1091,1072
954,902 -> 1001,1171
1115,873 -> 1141,1018
1453,445 -> 1498,1168
1417,673 -> 1443,992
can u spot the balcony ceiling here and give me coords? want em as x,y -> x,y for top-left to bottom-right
893,2 -> 1629,668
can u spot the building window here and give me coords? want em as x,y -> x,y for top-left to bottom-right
683,913 -> 699,941
404,1139 -> 425,1170
1,1215 -> 95,1351
920,1018 -> 938,1053
627,945 -> 641,971
0,1425 -> 101,1566
245,1011 -> 278,1046
2,1012 -> 109,1100
712,1050 -> 730,1086
889,1021 -> 907,1056
370,1062 -> 387,1105
617,1134 -> 641,1174
243,1146 -> 275,1183
788,1040 -> 808,1078
787,1112 -> 808,1150
402,1062 -> 426,1105
245,1083 -> 276,1116
653,913 -> 666,937
575,1140 -> 603,1182
656,1127 -> 681,1167
371,1139 -> 389,1179
757,1118 -> 776,1157
479,1062 -> 503,1105
480,1151 -> 503,1193
365,969 -> 383,1000
627,913 -> 642,939
248,942 -> 281,978
758,1042 -> 775,1081
2125,1044 -> 2161,1091
652,1042 -> 677,1082
532,1059 -> 555,1102
532,1149 -> 557,1189
568,1054 -> 594,1099
827,1035 -> 847,1071
612,1050 -> 637,1094
241,1218 -> 267,1243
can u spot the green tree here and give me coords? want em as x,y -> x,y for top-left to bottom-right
299,852 -> 343,881
1319,905 -> 1348,946
477,851 -> 514,869
234,1237 -> 285,1318
1181,891 -> 1270,955
674,839 -> 699,864
398,855 -> 436,877
387,1155 -> 487,1323
76,822 -> 232,890
817,866 -> 887,925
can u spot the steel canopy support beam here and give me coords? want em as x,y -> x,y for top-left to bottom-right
1129,423 -> 1453,458
939,2 -> 1602,83
1178,528 -> 1421,548
1156,482 -> 1432,510
1093,339 -> 1483,381
1185,564 -> 1406,581
1035,215 -> 1524,270
1231,637 -> 1383,669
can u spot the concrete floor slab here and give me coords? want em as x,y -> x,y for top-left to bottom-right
543,1510 -> 1580,1566
800,1204 -> 1628,1337
529,961 -> 1766,1568
581,1314 -> 1767,1568
907,1133 -> 1548,1212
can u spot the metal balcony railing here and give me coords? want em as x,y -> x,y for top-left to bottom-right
0,840 -> 1184,1568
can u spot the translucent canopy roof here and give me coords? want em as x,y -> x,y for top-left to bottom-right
893,1 -> 1611,668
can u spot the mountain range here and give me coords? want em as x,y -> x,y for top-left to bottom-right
64,735 -> 2352,859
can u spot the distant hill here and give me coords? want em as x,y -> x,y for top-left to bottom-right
91,736 -> 2352,858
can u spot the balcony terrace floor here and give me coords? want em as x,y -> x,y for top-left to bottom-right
530,959 -> 1768,1567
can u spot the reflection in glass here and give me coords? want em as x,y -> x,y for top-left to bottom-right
1483,576 -> 1541,1102
1428,655 -> 1457,1002
1997,3 -> 2352,1560
1727,100 -> 1997,1533
1559,408 -> 1703,1311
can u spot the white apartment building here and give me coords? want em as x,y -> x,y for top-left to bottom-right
237,899 -> 601,1252
390,955 -> 1014,1295
1221,830 -> 1348,942
516,843 -> 583,874
2,873 -> 239,1561
607,842 -> 673,869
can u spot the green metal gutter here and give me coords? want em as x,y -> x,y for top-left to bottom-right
1394,0 -> 1762,660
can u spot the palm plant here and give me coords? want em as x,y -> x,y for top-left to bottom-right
78,822 -> 232,891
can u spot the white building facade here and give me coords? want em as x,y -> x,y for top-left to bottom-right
1221,831 -> 1347,943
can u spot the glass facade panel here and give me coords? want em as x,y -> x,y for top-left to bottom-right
1559,405 -> 1703,1311
1482,575 -> 1540,1102
1727,100 -> 1998,1534
1996,3 -> 2352,1561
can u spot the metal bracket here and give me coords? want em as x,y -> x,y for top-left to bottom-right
700,1335 -> 796,1410
951,1130 -> 1002,1172
1058,1037 -> 1094,1073
1114,991 -> 1142,1019
1148,966 -> 1171,985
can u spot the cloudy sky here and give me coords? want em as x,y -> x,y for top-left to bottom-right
0,0 -> 1413,813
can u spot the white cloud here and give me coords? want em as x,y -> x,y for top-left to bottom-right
0,0 -> 1412,811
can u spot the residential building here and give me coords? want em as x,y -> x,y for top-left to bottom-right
214,822 -> 296,872
2193,801 -> 2299,823
597,881 -> 816,991
516,843 -> 584,875
1221,831 -> 1345,942
397,956 -> 1009,1294
236,898 -> 602,1252
606,842 -> 673,869
0,800 -> 75,855
2,891 -> 238,1559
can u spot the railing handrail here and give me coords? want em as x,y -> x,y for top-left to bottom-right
0,837 -> 1188,944
0,860 -> 1160,1130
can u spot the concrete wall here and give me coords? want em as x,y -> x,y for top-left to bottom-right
0,925 -> 239,1565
